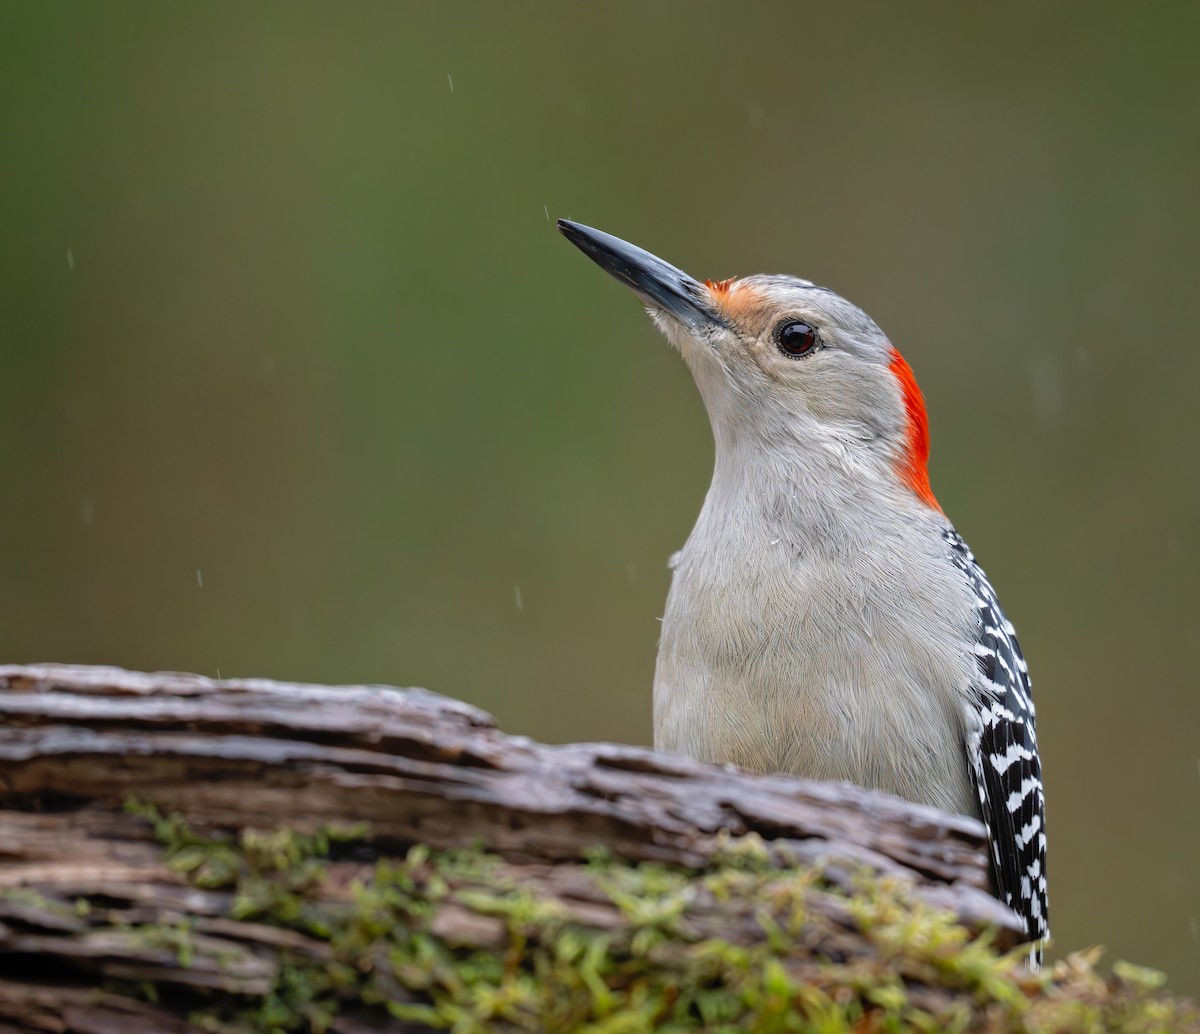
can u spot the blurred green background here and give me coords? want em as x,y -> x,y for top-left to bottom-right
2,1 -> 1197,992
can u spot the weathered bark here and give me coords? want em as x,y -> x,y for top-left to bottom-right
0,664 -> 1011,911
0,664 -> 1194,1033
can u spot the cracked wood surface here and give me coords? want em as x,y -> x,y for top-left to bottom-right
0,663 -> 1023,1032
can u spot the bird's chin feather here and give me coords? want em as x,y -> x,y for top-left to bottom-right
647,306 -> 688,351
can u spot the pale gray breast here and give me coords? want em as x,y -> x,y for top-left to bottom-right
653,500 -> 980,817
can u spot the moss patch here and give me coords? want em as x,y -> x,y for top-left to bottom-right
112,802 -> 1196,1033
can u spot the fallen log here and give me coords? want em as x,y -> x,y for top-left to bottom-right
0,663 -> 1194,1032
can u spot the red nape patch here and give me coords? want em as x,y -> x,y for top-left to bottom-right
888,348 -> 941,511
705,277 -> 737,294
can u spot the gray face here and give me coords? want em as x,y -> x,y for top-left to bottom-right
652,273 -> 907,452
558,221 -> 910,458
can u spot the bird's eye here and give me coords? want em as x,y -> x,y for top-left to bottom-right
776,320 -> 819,358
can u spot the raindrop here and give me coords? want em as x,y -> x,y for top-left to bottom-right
196,569 -> 204,589
513,585 -> 523,611
544,205 -> 550,221
66,248 -> 75,271
447,73 -> 454,92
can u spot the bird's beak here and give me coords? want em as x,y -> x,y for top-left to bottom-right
557,220 -> 724,331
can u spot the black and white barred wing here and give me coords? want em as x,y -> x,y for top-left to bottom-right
944,529 -> 1048,958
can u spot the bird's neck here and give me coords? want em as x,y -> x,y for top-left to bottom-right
704,420 -> 921,552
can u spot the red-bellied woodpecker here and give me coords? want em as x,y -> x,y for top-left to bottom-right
558,219 -> 1048,962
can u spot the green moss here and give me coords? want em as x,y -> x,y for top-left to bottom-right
109,801 -> 1196,1033
136,917 -> 198,968
0,885 -> 81,922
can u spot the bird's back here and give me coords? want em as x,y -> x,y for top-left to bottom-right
652,465 -> 1049,954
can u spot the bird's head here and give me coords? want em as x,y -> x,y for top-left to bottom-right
558,220 -> 938,512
